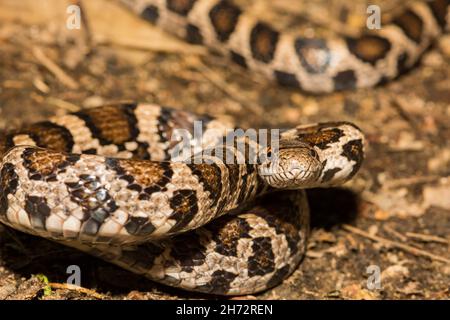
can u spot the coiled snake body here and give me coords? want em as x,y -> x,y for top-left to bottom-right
2,0 -> 448,295
0,104 -> 364,295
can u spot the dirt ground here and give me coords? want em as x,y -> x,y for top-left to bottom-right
0,0 -> 449,300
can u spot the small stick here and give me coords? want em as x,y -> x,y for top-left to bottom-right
391,96 -> 422,137
342,224 -> 450,264
32,46 -> 79,90
46,97 -> 81,112
48,283 -> 106,299
406,232 -> 449,244
383,175 -> 440,189
383,225 -> 408,242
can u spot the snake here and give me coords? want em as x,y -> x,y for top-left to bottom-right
0,103 -> 365,295
120,0 -> 450,93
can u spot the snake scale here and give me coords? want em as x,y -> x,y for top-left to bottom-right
0,0 -> 448,295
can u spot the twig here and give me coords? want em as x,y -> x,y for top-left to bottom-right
406,232 -> 449,244
383,175 -> 440,189
46,97 -> 81,112
391,96 -> 422,137
383,225 -> 408,242
48,283 -> 106,299
342,224 -> 450,264
32,46 -> 79,90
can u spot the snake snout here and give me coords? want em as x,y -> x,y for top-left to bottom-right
258,146 -> 323,189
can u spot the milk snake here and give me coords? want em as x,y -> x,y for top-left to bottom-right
1,0 -> 448,295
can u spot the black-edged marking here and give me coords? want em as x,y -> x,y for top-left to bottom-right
236,170 -> 250,204
333,70 -> 357,91
141,5 -> 159,23
274,70 -> 300,88
296,127 -> 345,150
16,121 -> 75,153
167,0 -> 196,16
230,50 -> 247,68
0,133 -> 15,158
197,270 -> 237,294
186,23 -> 203,44
124,216 -> 156,236
341,139 -> 364,178
259,195 -> 303,255
73,103 -> 139,151
377,76 -> 390,86
21,147 -> 78,181
397,52 -> 410,74
24,195 -> 51,230
105,158 -> 173,200
208,216 -> 251,257
130,141 -> 151,160
248,236 -> 275,277
170,232 -> 206,272
211,162 -> 239,217
66,174 -> 118,231
155,107 -> 175,160
188,163 -> 222,209
0,163 -> 19,217
321,167 -> 342,183
266,265 -> 291,289
250,23 -> 279,63
168,189 -> 199,233
294,38 -> 331,74
209,0 -> 242,42
120,242 -> 164,270
346,35 -> 391,65
426,0 -> 449,30
393,9 -> 424,44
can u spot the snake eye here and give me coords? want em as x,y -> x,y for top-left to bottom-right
267,150 -> 272,158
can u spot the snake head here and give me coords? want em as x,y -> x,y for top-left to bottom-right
258,140 -> 323,189
258,122 -> 365,189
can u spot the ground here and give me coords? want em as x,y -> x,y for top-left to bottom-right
0,0 -> 448,300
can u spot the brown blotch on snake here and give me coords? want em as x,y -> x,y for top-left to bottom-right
250,23 -> 279,63
393,9 -> 424,44
168,189 -> 200,233
188,163 -> 223,207
210,217 -> 251,256
21,147 -> 74,180
209,0 -> 242,42
106,158 -> 173,198
248,237 -> 276,277
167,0 -> 197,16
346,35 -> 392,65
74,104 -> 139,147
295,127 -> 345,150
